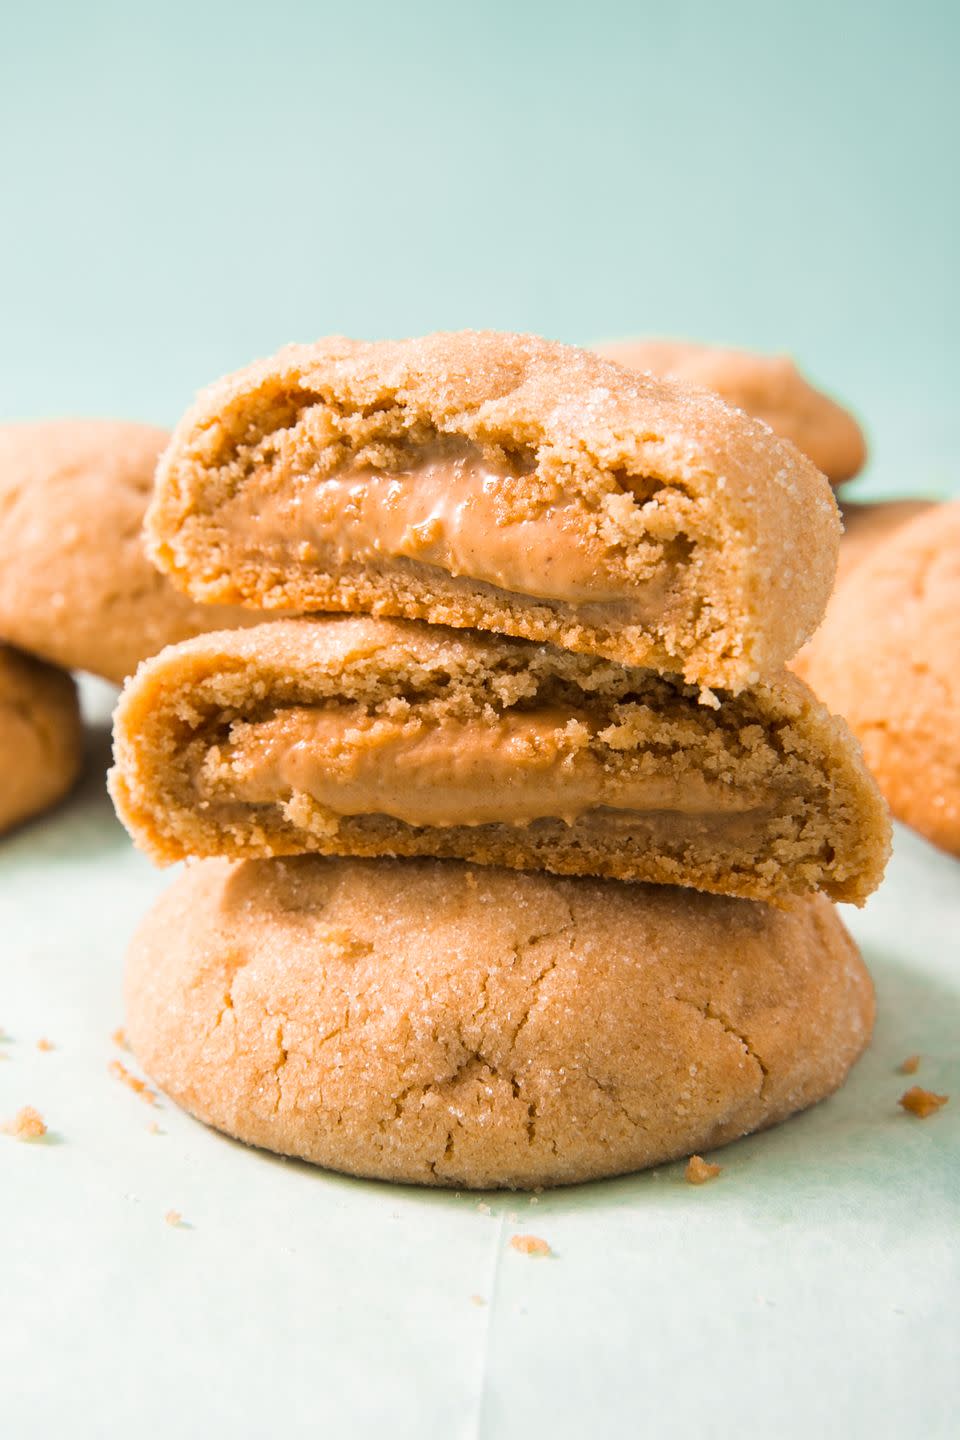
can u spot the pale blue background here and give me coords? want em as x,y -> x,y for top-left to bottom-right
2,0 -> 957,497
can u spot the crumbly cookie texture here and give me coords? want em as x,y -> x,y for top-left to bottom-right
798,501 -> 960,855
109,615 -> 889,905
0,419 -> 260,684
0,646 -> 82,835
592,338 -> 866,485
146,331 -> 840,690
124,855 -> 875,1190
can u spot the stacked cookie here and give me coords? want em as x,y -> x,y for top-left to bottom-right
110,332 -> 889,1189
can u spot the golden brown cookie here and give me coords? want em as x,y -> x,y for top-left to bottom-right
0,419 -> 259,684
109,615 -> 889,905
0,646 -> 82,834
592,338 -> 866,485
799,501 -> 960,855
146,331 -> 841,690
125,855 -> 875,1189
836,498 -> 936,585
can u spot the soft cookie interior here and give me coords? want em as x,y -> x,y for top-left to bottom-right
110,618 -> 889,904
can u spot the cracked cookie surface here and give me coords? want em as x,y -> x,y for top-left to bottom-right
146,330 -> 840,690
0,419 -> 259,683
0,645 -> 82,834
124,855 -> 874,1189
799,500 -> 960,855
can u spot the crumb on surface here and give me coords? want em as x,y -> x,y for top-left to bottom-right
510,1234 -> 551,1257
109,1058 -> 158,1106
470,1294 -> 487,1306
147,1120 -> 162,1135
685,1155 -> 722,1184
4,1106 -> 47,1140
898,1055 -> 921,1075
111,1027 -> 129,1050
36,1038 -> 54,1052
899,1086 -> 948,1119
164,1209 -> 183,1227
476,1201 -> 491,1215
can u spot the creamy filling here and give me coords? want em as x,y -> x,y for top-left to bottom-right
233,443 -> 678,610
197,707 -> 770,831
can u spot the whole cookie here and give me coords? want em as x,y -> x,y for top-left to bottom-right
592,338 -> 866,484
0,419 -> 258,684
146,331 -> 840,690
0,646 -> 82,834
125,856 -> 875,1189
800,501 -> 960,854
110,614 -> 889,906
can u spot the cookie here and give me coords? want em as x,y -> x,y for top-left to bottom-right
592,338 -> 866,484
0,646 -> 82,834
145,331 -> 840,690
836,498 -> 936,586
125,855 -> 874,1189
0,419 -> 258,684
799,501 -> 960,855
109,615 -> 889,904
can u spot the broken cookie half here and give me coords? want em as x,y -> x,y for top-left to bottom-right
146,331 -> 840,691
110,616 -> 889,905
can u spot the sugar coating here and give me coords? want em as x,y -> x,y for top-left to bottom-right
0,419 -> 260,684
592,338 -> 866,484
124,855 -> 875,1190
146,331 -> 841,690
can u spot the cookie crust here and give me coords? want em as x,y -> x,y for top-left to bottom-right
109,615 -> 890,905
592,337 -> 866,484
0,646 -> 82,834
125,856 -> 875,1189
146,331 -> 840,690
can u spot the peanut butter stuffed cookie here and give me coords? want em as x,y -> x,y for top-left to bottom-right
109,615 -> 889,904
800,501 -> 960,855
0,419 -> 257,684
0,646 -> 82,834
592,338 -> 866,485
146,332 -> 841,690
125,856 -> 875,1189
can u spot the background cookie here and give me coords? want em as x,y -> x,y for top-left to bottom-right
799,501 -> 960,854
0,419 -> 259,684
0,645 -> 82,834
146,331 -> 841,690
125,856 -> 875,1190
109,615 -> 890,905
592,338 -> 866,484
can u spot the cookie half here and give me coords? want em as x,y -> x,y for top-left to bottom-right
146,331 -> 840,690
109,616 -> 889,904
0,646 -> 82,834
125,856 -> 875,1189
799,501 -> 960,855
0,419 -> 258,683
592,338 -> 866,485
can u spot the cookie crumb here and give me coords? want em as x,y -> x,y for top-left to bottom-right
111,1027 -> 129,1050
476,1201 -> 491,1215
470,1294 -> 487,1306
898,1055 -> 921,1075
899,1086 -> 948,1118
4,1106 -> 47,1140
164,1209 -> 183,1227
109,1058 -> 158,1106
685,1155 -> 722,1184
510,1234 -> 551,1257
147,1121 -> 162,1135
36,1038 -> 54,1052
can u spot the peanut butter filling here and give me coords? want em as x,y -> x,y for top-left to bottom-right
198,707 -> 770,830
234,444 -> 677,610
